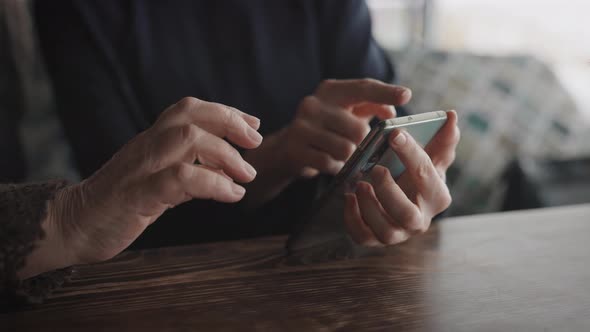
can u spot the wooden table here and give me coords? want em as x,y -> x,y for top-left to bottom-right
3,204 -> 590,331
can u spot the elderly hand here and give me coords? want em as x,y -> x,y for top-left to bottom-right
22,97 -> 262,278
242,79 -> 412,207
344,110 -> 460,246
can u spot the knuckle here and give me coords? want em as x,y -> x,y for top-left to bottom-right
317,79 -> 336,93
415,161 -> 436,183
177,96 -> 199,110
168,101 -> 193,119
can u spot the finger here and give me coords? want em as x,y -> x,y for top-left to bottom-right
424,110 -> 461,172
156,97 -> 263,149
355,181 -> 410,245
291,143 -> 344,175
298,96 -> 370,144
230,106 -> 261,130
292,119 -> 357,161
321,109 -> 371,145
353,103 -> 397,120
369,165 -> 426,233
315,79 -> 412,108
146,163 -> 246,207
388,130 -> 447,195
171,97 -> 261,130
300,167 -> 320,178
389,130 -> 452,214
344,193 -> 381,247
149,124 -> 257,183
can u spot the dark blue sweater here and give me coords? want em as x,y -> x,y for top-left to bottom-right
34,0 -> 398,248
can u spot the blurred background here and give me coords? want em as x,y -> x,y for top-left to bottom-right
368,0 -> 590,215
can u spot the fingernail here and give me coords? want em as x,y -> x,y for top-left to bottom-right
402,89 -> 412,101
390,131 -> 407,147
389,105 -> 397,117
233,184 -> 246,195
244,162 -> 257,178
247,127 -> 263,144
247,116 -> 261,130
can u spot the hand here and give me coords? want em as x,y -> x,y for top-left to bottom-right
344,110 -> 460,247
23,97 -> 262,277
242,79 -> 412,207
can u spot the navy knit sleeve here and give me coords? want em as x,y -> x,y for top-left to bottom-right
317,0 -> 396,83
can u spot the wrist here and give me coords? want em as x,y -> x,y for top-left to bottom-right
17,185 -> 82,280
48,184 -> 88,267
242,130 -> 297,208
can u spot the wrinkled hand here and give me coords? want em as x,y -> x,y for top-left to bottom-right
242,79 -> 412,207
50,97 -> 262,265
279,79 -> 411,178
344,110 -> 460,246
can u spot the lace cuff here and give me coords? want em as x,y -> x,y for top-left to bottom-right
0,180 -> 71,311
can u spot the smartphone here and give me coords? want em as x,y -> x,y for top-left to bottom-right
286,111 -> 448,256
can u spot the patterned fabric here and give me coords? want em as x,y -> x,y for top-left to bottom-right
0,180 -> 71,311
391,48 -> 589,215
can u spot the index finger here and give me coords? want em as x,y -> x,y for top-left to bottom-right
315,78 -> 412,108
156,97 -> 263,149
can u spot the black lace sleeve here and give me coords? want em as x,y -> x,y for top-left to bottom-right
0,180 -> 72,311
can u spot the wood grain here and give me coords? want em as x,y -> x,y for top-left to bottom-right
2,204 -> 590,331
